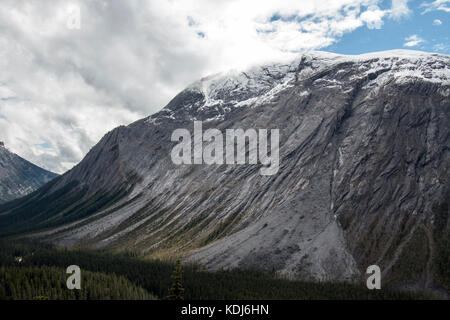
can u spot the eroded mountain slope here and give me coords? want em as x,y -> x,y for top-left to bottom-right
0,50 -> 448,289
0,143 -> 57,204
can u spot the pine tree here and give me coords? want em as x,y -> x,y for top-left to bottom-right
167,260 -> 184,300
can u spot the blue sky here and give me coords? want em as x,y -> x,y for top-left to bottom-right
326,0 -> 449,54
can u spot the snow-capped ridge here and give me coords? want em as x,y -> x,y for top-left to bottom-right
188,49 -> 449,108
145,50 -> 449,125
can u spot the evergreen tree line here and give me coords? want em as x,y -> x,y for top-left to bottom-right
0,240 -> 433,300
0,265 -> 156,300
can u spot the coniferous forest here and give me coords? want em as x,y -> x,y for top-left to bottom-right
0,266 -> 156,300
0,239 -> 433,300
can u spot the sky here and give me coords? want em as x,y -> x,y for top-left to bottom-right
0,0 -> 448,174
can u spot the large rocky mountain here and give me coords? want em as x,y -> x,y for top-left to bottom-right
0,142 -> 57,204
0,50 -> 448,292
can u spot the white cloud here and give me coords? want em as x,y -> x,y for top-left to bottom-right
433,19 -> 443,25
360,5 -> 386,29
433,43 -> 448,51
0,0 -> 413,173
403,34 -> 425,47
420,0 -> 450,13
390,0 -> 412,20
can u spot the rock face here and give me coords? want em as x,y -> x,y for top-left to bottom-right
0,143 -> 58,204
0,50 -> 449,290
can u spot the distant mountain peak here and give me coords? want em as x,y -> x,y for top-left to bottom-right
0,145 -> 58,204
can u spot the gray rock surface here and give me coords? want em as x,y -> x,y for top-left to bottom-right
1,50 -> 448,287
0,143 -> 57,204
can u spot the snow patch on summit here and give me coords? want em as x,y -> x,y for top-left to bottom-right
189,50 -> 450,112
145,50 -> 449,125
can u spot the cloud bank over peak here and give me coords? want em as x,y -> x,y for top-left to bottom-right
0,0 -> 446,173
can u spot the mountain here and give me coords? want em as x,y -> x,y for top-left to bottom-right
0,50 -> 448,292
0,142 -> 58,204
